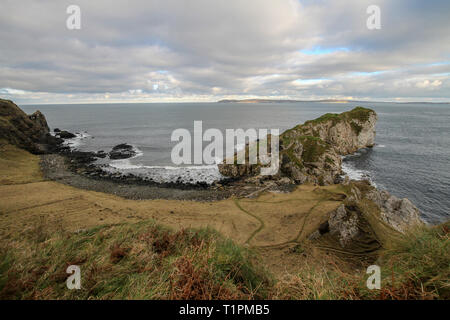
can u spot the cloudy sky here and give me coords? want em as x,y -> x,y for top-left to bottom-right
1,0 -> 449,104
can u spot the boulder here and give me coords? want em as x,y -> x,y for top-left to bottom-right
328,204 -> 360,247
366,189 -> 423,232
109,143 -> 137,160
57,130 -> 76,139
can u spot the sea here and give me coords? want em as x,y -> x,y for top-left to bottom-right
21,102 -> 450,224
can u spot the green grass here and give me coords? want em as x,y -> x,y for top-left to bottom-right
345,107 -> 373,122
271,221 -> 449,300
350,122 -> 363,134
369,222 -> 450,299
303,107 -> 374,127
0,219 -> 271,300
298,136 -> 328,163
0,215 -> 447,300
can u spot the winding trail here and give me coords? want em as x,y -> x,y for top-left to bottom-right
234,198 -> 265,244
234,194 -> 340,248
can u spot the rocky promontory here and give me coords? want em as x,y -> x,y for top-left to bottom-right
219,107 -> 377,185
0,99 -> 51,153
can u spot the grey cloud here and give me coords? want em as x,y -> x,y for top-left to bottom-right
0,0 -> 449,103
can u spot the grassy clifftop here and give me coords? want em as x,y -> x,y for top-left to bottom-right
0,143 -> 448,300
303,107 -> 374,126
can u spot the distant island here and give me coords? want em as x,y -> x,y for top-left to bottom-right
218,99 -> 351,104
217,99 -> 450,104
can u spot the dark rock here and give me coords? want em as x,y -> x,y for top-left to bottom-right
68,151 -> 98,165
54,128 -> 61,133
58,130 -> 76,139
109,143 -> 137,159
318,221 -> 330,235
95,150 -> 107,158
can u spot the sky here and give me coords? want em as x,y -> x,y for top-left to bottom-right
1,0 -> 449,104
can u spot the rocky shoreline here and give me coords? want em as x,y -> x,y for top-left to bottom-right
36,127 -> 296,200
1,98 -> 376,196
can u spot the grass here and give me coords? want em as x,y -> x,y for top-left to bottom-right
0,142 -> 447,300
350,122 -> 363,134
298,136 -> 328,163
269,221 -> 449,300
0,140 -> 44,184
371,222 -> 450,299
269,253 -> 362,300
303,107 -> 374,127
0,219 -> 271,300
1,215 -> 447,300
280,135 -> 329,170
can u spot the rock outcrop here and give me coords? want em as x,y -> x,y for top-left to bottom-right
308,181 -> 424,249
327,204 -> 360,247
366,189 -> 423,233
56,130 -> 76,139
0,98 -> 50,153
109,143 -> 137,160
219,107 -> 377,185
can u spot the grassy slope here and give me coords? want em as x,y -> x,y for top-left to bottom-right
1,216 -> 447,300
0,143 -> 448,299
0,140 -> 44,184
0,220 -> 271,299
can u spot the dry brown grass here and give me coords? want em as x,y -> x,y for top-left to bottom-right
1,143 -> 448,300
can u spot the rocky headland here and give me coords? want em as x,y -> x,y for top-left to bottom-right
219,107 -> 377,185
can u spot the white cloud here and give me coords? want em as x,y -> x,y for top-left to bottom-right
0,0 -> 449,103
415,80 -> 443,89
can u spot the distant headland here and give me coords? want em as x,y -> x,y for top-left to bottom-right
217,98 -> 450,104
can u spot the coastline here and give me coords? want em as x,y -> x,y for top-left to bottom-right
39,153 -> 233,201
1,99 -> 448,300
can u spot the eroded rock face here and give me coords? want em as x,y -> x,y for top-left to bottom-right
299,109 -> 377,155
328,204 -> 360,247
308,181 -> 424,249
0,99 -> 50,153
219,107 -> 377,185
366,189 -> 423,233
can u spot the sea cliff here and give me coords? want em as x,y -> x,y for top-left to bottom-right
219,107 -> 377,185
0,99 -> 50,153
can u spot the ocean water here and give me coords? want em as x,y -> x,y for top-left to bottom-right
22,102 -> 450,224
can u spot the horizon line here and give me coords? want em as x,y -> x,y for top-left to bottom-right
17,99 -> 450,106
